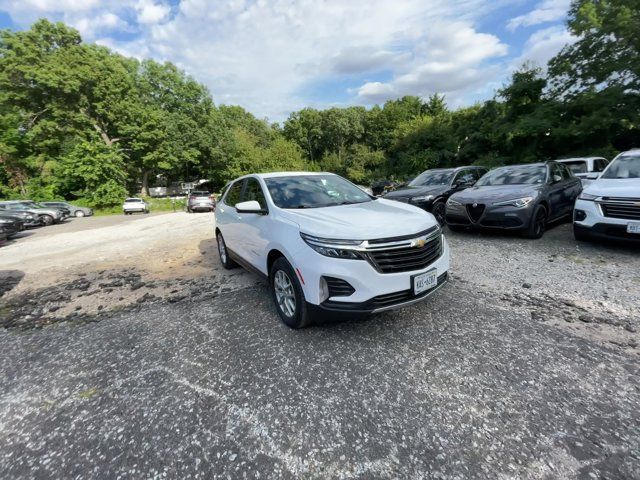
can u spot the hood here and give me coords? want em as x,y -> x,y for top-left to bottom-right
279,199 -> 437,240
583,178 -> 640,198
451,184 -> 541,204
383,185 -> 447,199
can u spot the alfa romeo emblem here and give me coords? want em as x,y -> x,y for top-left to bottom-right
473,203 -> 478,208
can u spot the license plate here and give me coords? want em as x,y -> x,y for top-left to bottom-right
627,222 -> 640,234
413,269 -> 438,295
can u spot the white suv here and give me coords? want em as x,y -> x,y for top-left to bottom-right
215,172 -> 450,328
573,149 -> 640,242
123,198 -> 149,215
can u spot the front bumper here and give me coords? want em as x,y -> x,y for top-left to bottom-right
574,199 -> 640,242
445,202 -> 532,230
296,235 -> 450,311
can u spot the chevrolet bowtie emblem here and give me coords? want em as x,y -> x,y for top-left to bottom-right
415,238 -> 427,248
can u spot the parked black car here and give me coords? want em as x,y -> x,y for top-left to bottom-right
445,162 -> 581,238
0,209 -> 43,227
0,216 -> 25,239
383,166 -> 488,225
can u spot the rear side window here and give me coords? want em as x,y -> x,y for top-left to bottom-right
224,181 -> 243,206
242,178 -> 267,209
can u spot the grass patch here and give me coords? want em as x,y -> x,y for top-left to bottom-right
90,197 -> 188,216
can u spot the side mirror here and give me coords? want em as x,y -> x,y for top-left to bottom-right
585,173 -> 599,180
235,200 -> 267,214
550,175 -> 562,184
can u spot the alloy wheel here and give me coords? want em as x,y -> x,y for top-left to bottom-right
432,202 -> 446,226
274,270 -> 296,317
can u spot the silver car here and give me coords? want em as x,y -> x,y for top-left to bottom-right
41,201 -> 93,217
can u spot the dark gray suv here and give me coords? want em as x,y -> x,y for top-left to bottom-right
445,162 -> 582,238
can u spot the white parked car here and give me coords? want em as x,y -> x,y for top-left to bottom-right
122,198 -> 149,215
573,149 -> 640,242
215,172 -> 450,328
556,157 -> 609,187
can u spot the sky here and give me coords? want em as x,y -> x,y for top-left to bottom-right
0,0 -> 574,122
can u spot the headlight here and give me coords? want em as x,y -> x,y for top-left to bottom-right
300,233 -> 364,260
447,198 -> 462,207
578,192 -> 598,201
411,195 -> 434,203
26,215 -> 34,220
493,196 -> 535,208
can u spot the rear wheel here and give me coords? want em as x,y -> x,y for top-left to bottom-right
431,200 -> 446,226
270,257 -> 311,329
40,214 -> 54,226
75,210 -> 85,218
523,204 -> 547,239
216,232 -> 237,269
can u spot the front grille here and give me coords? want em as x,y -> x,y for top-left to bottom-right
324,277 -> 355,297
601,201 -> 640,220
466,203 -> 485,222
365,234 -> 442,273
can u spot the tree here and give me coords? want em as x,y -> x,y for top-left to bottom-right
549,0 -> 640,94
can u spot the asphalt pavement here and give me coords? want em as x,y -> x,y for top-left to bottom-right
1,278 -> 639,479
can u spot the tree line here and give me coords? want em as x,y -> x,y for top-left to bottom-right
0,0 -> 638,207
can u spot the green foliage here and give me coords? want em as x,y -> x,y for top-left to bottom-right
57,139 -> 128,207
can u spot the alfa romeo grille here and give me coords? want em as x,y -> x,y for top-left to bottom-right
466,203 -> 485,223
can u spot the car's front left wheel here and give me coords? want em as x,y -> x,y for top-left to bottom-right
270,257 -> 311,329
75,210 -> 85,218
431,200 -> 446,226
523,204 -> 547,239
216,232 -> 237,269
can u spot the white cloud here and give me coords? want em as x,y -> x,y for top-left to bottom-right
356,21 -> 508,105
74,13 -> 127,39
511,25 -> 575,71
135,0 -> 170,25
507,0 -> 570,31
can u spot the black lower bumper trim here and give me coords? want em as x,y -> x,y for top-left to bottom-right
575,223 -> 640,243
310,272 -> 448,315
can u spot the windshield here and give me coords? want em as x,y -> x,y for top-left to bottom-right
562,161 -> 588,174
601,154 -> 640,179
408,170 -> 454,187
476,165 -> 546,186
265,175 -> 372,209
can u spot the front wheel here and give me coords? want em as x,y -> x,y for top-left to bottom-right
523,205 -> 547,239
75,210 -> 85,218
270,257 -> 311,329
40,214 -> 54,226
431,200 -> 446,226
216,233 -> 237,269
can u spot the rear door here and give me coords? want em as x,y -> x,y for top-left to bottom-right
217,179 -> 245,253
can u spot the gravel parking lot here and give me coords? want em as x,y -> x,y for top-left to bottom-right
0,214 -> 638,478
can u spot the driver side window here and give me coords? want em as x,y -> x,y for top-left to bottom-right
242,178 -> 267,209
453,169 -> 475,185
224,180 -> 243,206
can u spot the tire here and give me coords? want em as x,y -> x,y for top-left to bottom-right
573,224 -> 590,242
40,214 -> 54,226
523,204 -> 547,239
270,257 -> 311,329
431,200 -> 446,226
216,232 -> 237,269
75,210 -> 85,218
